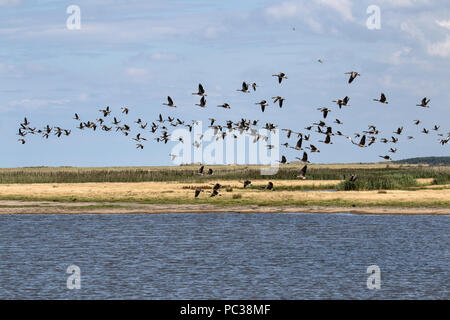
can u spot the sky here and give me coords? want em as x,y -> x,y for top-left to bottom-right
0,0 -> 449,167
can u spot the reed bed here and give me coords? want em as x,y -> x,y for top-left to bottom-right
0,165 -> 449,187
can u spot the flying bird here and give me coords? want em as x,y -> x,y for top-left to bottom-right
297,165 -> 307,180
373,93 -> 388,104
416,97 -> 430,108
345,71 -> 360,84
163,96 -> 176,108
272,72 -> 288,84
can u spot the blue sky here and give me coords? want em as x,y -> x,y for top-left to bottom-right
1,0 -> 449,167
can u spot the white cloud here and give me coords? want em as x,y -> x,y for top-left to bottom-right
436,20 -> 450,29
9,98 -> 70,109
266,2 -> 301,19
400,22 -> 425,41
387,47 -> 412,64
125,67 -> 148,77
375,0 -> 431,7
0,0 -> 22,6
315,0 -> 354,21
266,0 -> 353,22
150,53 -> 178,61
427,35 -> 450,57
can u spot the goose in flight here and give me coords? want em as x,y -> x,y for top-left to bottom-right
196,96 -> 207,108
272,72 -> 288,84
282,128 -> 294,138
136,144 -> 144,149
194,188 -> 203,198
193,141 -> 201,148
416,97 -> 430,108
163,96 -> 176,108
373,93 -> 388,104
210,189 -> 222,198
332,96 -> 350,108
99,106 -> 111,117
317,107 -> 331,119
18,138 -> 26,144
243,180 -> 252,188
192,84 -> 207,96
353,135 -> 367,147
290,137 -> 303,150
121,107 -> 129,114
132,133 -> 147,142
394,127 -> 403,135
255,100 -> 269,112
297,165 -> 307,180
197,165 -> 205,175
422,128 -> 429,134
251,83 -> 258,91
306,144 -> 320,153
319,134 -> 332,144
237,82 -> 250,93
73,113 -> 80,120
349,174 -> 358,182
17,129 -> 26,137
345,71 -> 360,84
334,119 -> 343,125
217,103 -> 231,109
295,151 -> 309,163
379,155 -> 392,161
272,96 -> 285,108
278,156 -> 287,164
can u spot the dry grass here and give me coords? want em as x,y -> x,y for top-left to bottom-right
1,180 -> 449,207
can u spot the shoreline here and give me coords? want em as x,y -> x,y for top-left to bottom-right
0,200 -> 449,215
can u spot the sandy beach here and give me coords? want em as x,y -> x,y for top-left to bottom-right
1,200 -> 449,215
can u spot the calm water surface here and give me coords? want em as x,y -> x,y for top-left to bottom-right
0,213 -> 448,299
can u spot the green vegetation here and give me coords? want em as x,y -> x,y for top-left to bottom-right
1,193 -> 450,208
0,164 -> 449,184
337,175 -> 418,191
394,156 -> 450,165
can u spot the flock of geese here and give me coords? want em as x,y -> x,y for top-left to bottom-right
16,68 -> 449,198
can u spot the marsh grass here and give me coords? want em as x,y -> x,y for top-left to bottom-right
1,165 -> 449,184
337,175 -> 419,191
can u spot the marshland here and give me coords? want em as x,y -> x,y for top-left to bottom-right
1,162 -> 449,214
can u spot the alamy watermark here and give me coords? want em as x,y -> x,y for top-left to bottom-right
367,265 -> 381,290
66,265 -> 81,290
366,5 -> 381,30
169,121 -> 280,175
66,5 -> 81,30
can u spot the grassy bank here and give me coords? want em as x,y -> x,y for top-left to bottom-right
0,164 -> 449,186
0,164 -> 449,210
0,180 -> 449,208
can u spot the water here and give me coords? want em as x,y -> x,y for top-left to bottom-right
0,213 -> 448,299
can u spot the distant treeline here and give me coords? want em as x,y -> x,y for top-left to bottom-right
394,157 -> 450,165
